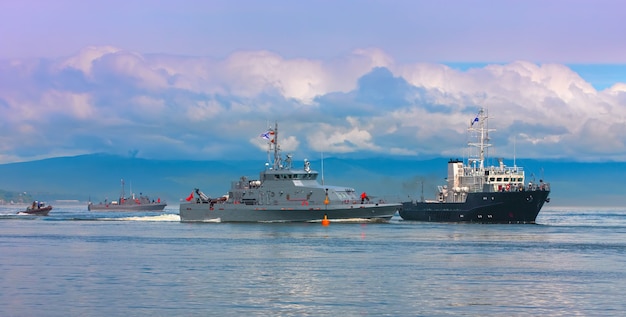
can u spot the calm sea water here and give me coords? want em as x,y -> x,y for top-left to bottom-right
1,205 -> 625,317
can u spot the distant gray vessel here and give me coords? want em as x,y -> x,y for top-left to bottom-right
179,123 -> 400,222
88,179 -> 166,211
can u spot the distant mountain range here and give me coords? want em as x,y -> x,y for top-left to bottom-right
0,153 -> 624,207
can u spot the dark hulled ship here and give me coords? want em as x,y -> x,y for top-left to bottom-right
399,108 -> 550,223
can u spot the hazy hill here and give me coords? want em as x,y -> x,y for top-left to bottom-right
0,153 -> 624,207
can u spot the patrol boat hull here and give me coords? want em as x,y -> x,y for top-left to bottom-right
400,189 -> 550,223
179,122 -> 401,223
180,203 -> 398,222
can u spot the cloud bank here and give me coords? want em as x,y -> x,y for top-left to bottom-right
1,46 -> 625,163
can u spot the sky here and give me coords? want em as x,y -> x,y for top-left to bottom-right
1,0 -> 626,164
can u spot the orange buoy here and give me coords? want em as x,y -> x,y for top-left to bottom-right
321,214 -> 330,226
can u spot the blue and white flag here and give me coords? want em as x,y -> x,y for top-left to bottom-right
260,130 -> 275,140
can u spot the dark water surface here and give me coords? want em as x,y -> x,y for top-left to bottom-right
1,205 -> 625,316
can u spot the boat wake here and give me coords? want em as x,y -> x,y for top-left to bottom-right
101,214 -> 181,222
199,218 -> 221,223
309,218 -> 389,223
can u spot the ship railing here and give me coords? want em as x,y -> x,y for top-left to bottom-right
529,181 -> 550,191
361,194 -> 400,205
473,166 -> 524,175
491,182 -> 526,192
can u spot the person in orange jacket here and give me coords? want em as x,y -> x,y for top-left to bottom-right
360,192 -> 370,204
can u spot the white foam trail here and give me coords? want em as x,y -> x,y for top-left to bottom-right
103,214 -> 181,222
309,218 -> 388,223
200,218 -> 221,223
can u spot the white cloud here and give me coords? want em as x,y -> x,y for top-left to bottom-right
351,48 -> 394,69
308,117 -> 381,153
56,46 -> 121,76
131,95 -> 167,114
608,83 -> 626,94
219,50 -> 339,104
250,133 -> 300,154
41,90 -> 95,119
185,98 -> 224,122
1,46 -> 626,163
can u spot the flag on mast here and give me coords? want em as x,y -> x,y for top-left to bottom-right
185,191 -> 194,201
260,130 -> 275,140
471,116 -> 479,126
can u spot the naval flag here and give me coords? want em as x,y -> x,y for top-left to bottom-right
185,191 -> 194,201
471,116 -> 479,126
260,130 -> 275,140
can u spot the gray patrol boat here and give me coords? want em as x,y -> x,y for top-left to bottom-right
179,123 -> 400,223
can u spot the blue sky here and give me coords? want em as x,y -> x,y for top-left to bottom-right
1,0 -> 625,164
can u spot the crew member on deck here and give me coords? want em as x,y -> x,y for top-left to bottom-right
360,192 -> 370,204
